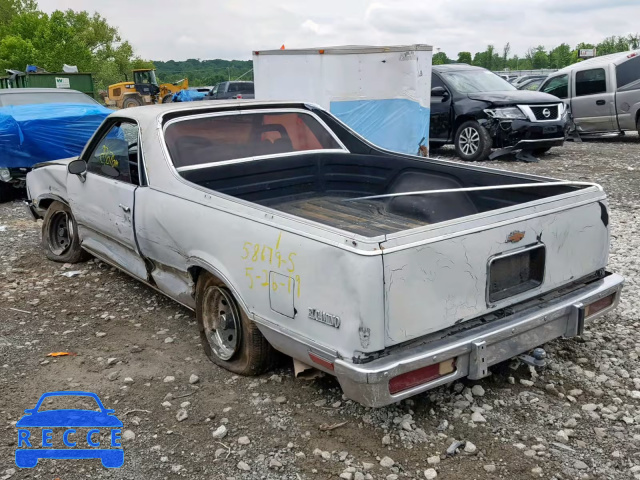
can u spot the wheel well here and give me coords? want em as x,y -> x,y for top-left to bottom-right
188,265 -> 203,293
453,115 -> 478,137
37,196 -> 68,211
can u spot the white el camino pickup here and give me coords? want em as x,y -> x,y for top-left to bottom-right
25,101 -> 624,407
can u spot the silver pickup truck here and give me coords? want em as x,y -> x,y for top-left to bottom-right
25,101 -> 624,407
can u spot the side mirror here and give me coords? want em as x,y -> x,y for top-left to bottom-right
431,86 -> 448,98
68,159 -> 87,181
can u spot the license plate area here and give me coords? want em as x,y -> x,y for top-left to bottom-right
488,244 -> 546,304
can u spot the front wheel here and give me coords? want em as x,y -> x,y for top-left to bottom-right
196,272 -> 276,375
41,201 -> 90,263
454,120 -> 492,161
122,96 -> 143,108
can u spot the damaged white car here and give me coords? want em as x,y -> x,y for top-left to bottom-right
26,101 -> 624,407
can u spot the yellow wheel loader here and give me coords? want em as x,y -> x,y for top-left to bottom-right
105,69 -> 188,108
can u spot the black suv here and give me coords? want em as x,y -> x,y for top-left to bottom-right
430,64 -> 569,161
205,81 -> 255,100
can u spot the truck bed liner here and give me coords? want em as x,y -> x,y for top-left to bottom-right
267,194 -> 424,236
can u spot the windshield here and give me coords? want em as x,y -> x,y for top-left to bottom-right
0,91 -> 98,107
442,70 -> 517,93
36,395 -> 101,412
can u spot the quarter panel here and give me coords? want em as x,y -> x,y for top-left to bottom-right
134,187 -> 386,358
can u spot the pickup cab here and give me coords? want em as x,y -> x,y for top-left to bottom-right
540,50 -> 640,136
205,81 -> 255,100
25,101 -> 624,407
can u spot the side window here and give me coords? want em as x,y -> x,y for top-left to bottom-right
616,56 -> 640,89
87,121 -> 139,184
541,75 -> 568,99
228,83 -> 241,93
431,74 -> 445,89
575,68 -> 607,97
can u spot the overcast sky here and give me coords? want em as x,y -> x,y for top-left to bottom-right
38,0 -> 640,61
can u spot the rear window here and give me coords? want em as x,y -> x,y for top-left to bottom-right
0,91 -> 97,107
616,55 -> 640,89
575,68 -> 607,97
165,111 -> 343,169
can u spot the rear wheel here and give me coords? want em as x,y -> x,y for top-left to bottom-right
41,201 -> 89,263
161,93 -> 174,104
454,120 -> 492,161
196,272 -> 276,375
122,96 -> 143,108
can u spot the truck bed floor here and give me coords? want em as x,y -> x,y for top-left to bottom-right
266,195 -> 425,237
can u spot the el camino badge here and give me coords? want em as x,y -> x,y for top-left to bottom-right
506,230 -> 525,243
308,308 -> 341,328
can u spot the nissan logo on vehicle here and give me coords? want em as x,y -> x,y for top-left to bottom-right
542,108 -> 551,118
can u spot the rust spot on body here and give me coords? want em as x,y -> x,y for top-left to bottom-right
506,230 -> 525,243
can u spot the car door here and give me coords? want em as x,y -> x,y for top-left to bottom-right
569,67 -> 616,133
67,119 -> 148,280
614,55 -> 640,130
429,73 -> 453,143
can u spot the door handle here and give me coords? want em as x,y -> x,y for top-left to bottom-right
596,100 -> 606,106
119,204 -> 131,213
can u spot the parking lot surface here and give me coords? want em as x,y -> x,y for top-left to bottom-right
1,135 -> 639,479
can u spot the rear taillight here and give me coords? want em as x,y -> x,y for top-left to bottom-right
236,94 -> 243,99
389,359 -> 456,395
585,293 -> 616,319
309,352 -> 334,371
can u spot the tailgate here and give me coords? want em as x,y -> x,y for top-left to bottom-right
380,198 -> 610,346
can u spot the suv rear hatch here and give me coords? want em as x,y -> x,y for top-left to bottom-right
380,186 -> 609,347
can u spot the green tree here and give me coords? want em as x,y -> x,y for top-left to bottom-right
531,46 -> 549,69
456,51 -> 472,64
432,51 -> 449,65
549,43 -> 573,68
502,42 -> 511,69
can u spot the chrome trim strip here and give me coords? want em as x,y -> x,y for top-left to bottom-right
176,149 -> 348,172
518,103 -> 563,122
486,243 -> 546,307
516,137 -> 566,144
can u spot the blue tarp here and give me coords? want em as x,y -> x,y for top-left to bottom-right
0,103 -> 112,168
330,98 -> 430,155
172,90 -> 206,102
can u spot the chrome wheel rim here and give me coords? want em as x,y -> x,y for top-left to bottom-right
459,127 -> 480,156
48,211 -> 73,256
202,286 -> 240,361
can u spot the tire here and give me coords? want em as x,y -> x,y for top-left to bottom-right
196,272 -> 276,376
41,201 -> 90,263
533,147 -> 552,155
454,120 -> 492,161
122,96 -> 143,108
161,93 -> 174,104
0,182 -> 14,203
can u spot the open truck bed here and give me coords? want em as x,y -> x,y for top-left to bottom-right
180,150 -> 586,239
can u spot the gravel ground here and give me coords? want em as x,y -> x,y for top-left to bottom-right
1,134 -> 639,480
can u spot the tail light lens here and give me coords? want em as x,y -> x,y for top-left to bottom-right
389,359 -> 456,395
585,293 -> 616,319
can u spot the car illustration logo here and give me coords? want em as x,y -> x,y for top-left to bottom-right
506,230 -> 525,243
542,108 -> 551,118
15,391 -> 124,469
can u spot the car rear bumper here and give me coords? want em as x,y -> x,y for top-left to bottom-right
334,272 -> 624,407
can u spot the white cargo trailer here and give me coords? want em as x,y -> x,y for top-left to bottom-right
253,45 -> 433,155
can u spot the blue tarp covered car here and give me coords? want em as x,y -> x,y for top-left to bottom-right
0,102 -> 112,169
